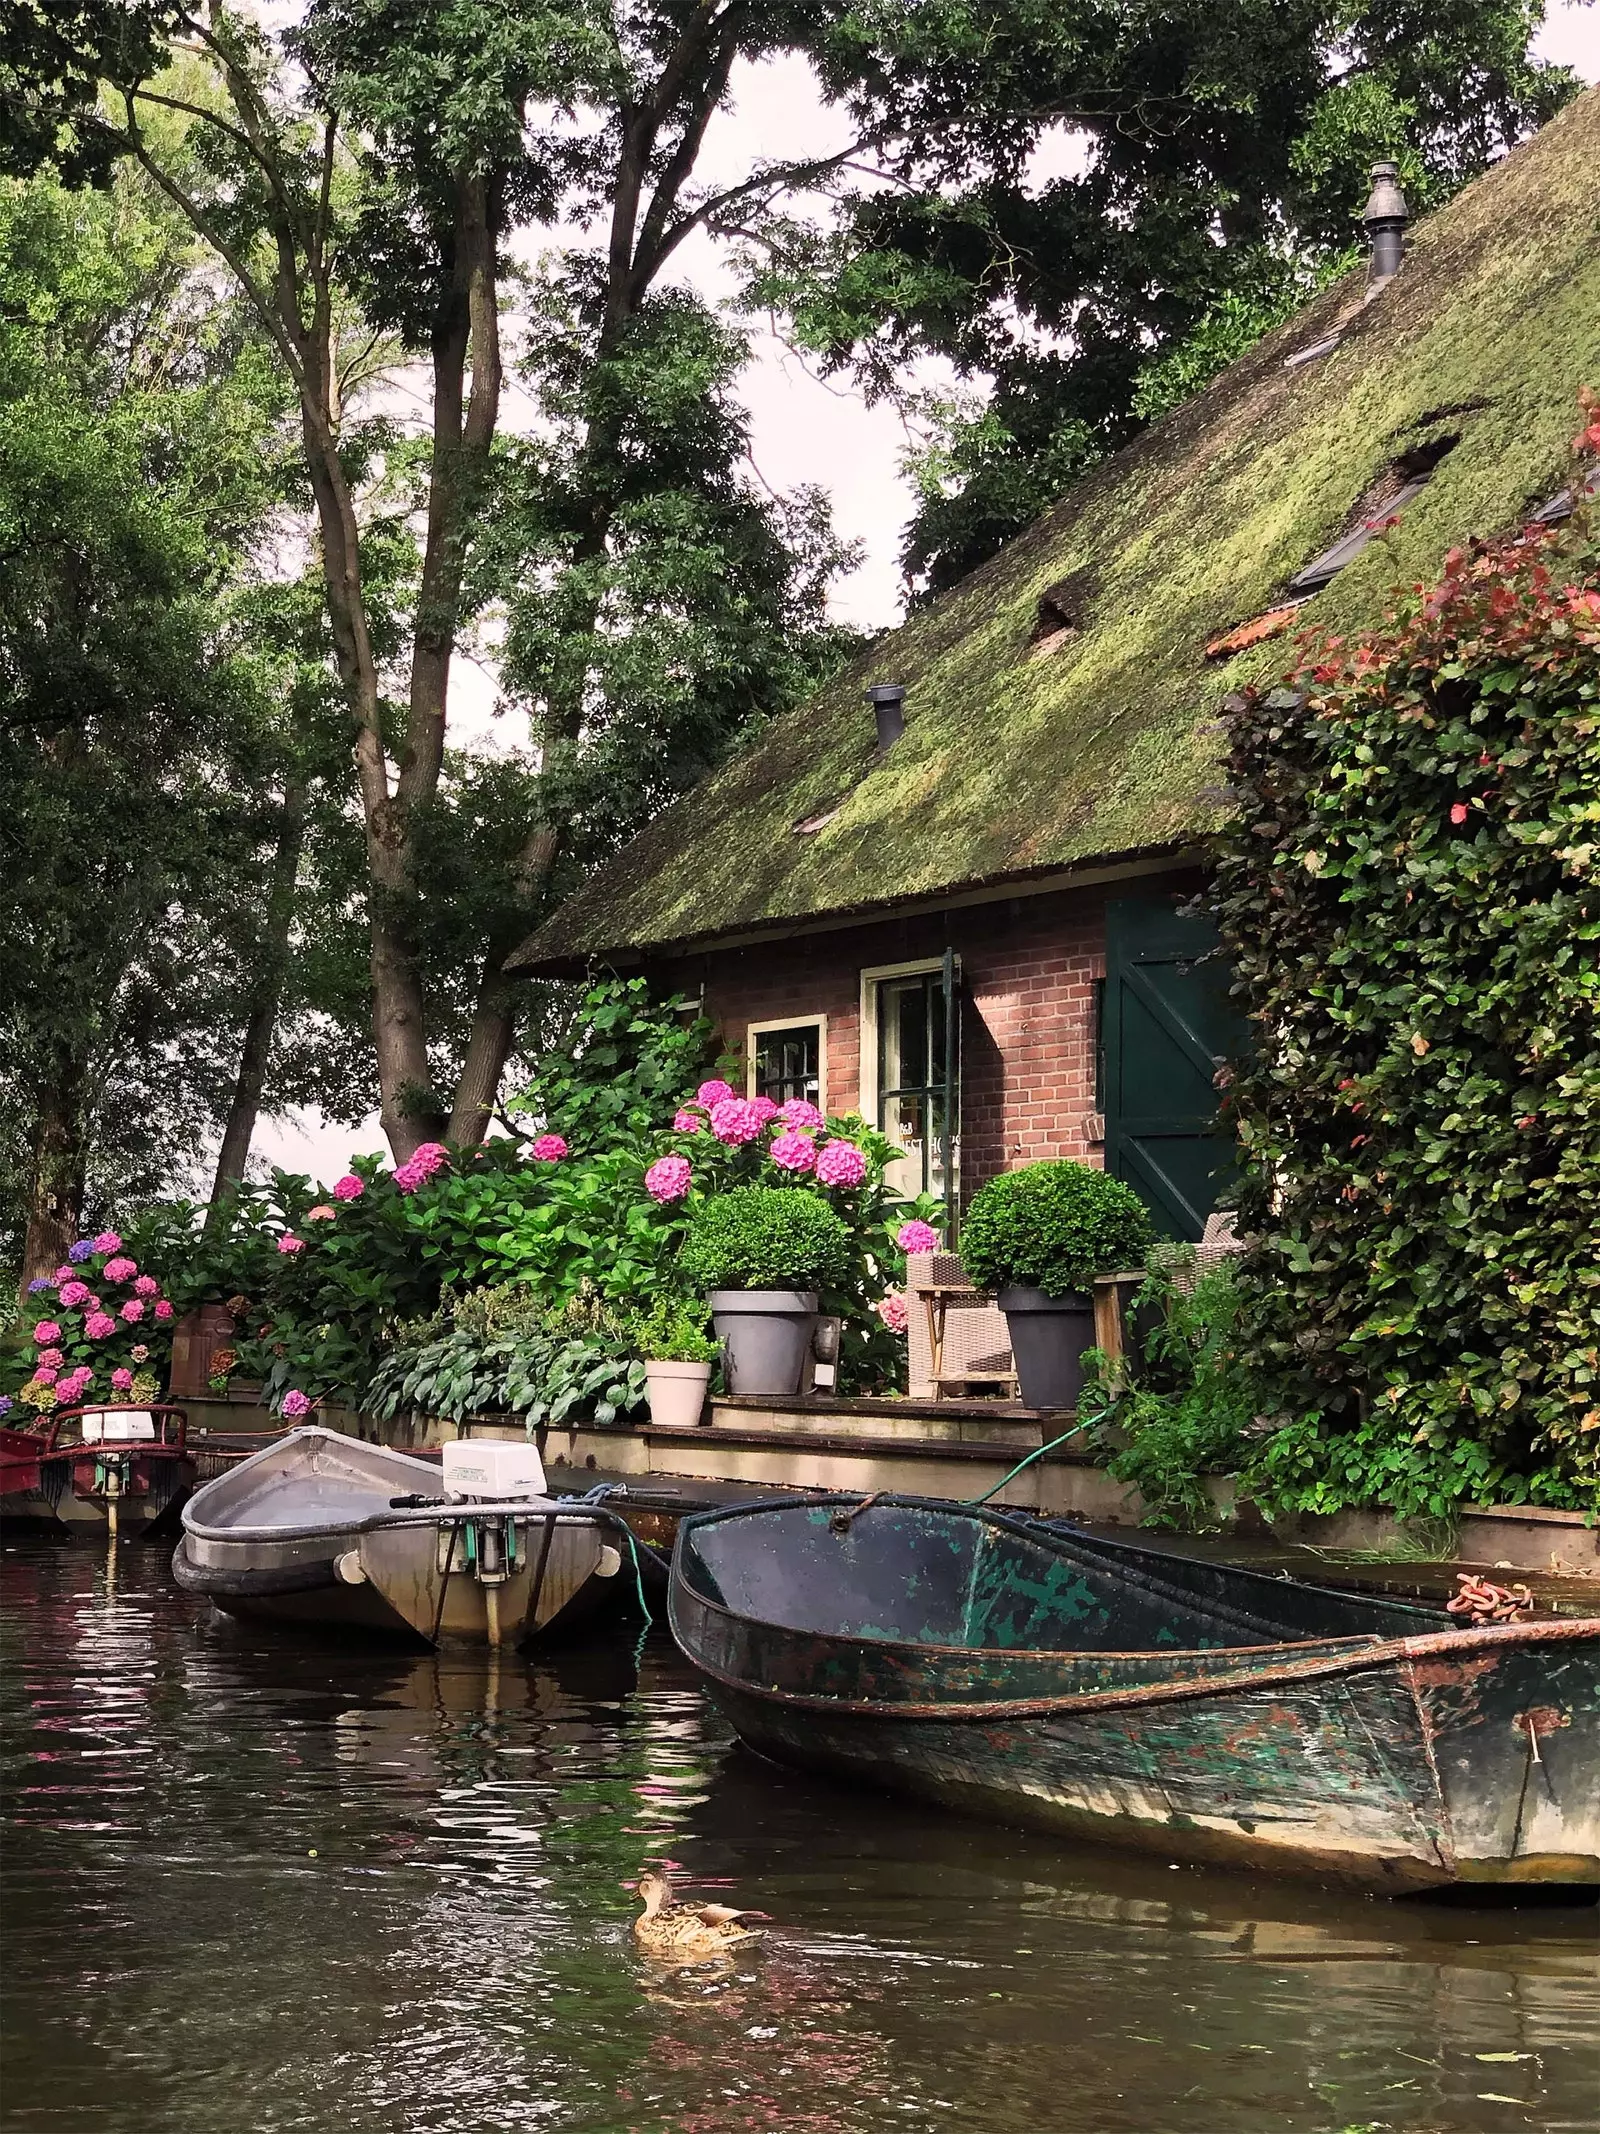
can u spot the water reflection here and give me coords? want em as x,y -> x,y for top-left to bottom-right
2,1535 -> 1595,2134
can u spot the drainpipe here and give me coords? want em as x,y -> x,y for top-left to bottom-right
866,682 -> 905,751
1362,162 -> 1408,284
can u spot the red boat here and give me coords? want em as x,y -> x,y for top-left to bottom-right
0,1405 -> 198,1538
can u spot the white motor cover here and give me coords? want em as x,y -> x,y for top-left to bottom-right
81,1411 -> 156,1443
441,1437 -> 547,1501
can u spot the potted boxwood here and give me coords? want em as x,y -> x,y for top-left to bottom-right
959,1161 -> 1153,1410
626,1297 -> 721,1430
678,1186 -> 852,1396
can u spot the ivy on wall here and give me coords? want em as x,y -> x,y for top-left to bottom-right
1213,404 -> 1600,1518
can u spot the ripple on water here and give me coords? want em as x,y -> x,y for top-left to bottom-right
2,1535 -> 1597,2134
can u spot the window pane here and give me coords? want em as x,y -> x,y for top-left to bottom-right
753,1025 -> 820,1106
875,972 -> 957,1197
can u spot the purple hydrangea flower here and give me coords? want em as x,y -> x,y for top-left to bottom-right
27,1277 -> 52,1293
68,1240 -> 95,1263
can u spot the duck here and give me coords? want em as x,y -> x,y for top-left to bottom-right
631,1870 -> 770,1959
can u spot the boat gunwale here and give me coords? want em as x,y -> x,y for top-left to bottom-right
670,1495 -> 1600,1721
181,1501 -> 608,1546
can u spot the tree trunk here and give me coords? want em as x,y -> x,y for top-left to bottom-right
208,775 -> 308,1207
20,1046 -> 89,1297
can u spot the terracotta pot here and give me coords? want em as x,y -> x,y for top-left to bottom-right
644,1360 -> 712,1430
168,1303 -> 239,1400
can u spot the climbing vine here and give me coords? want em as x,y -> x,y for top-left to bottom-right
1213,401 -> 1600,1518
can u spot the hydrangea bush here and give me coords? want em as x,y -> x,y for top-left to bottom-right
104,980 -> 942,1417
2,1235 -> 174,1414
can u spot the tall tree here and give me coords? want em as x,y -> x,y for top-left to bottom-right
0,165 -> 319,1282
37,4 -> 861,1157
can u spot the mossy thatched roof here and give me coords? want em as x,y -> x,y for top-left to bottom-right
512,89 -> 1600,975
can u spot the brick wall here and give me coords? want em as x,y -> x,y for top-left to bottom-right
648,869 -> 1195,1202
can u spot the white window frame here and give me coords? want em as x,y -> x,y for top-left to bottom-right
859,958 -> 956,1195
745,1014 -> 828,1113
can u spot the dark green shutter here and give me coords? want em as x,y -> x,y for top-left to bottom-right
1103,897 -> 1244,1241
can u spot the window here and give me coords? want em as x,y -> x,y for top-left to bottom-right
747,1019 -> 825,1109
861,960 -> 959,1200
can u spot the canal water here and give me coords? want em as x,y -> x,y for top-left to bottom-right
2,1535 -> 1596,2134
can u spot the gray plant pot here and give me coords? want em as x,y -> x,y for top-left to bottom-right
708,1290 -> 820,1397
996,1285 -> 1096,1411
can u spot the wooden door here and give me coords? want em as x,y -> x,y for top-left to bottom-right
1103,896 -> 1244,1240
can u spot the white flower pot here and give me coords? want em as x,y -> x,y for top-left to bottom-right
644,1359 -> 712,1430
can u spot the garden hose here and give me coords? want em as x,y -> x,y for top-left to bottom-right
962,1418 -> 1096,1508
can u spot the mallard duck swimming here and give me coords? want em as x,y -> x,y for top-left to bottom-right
631,1871 -> 769,1959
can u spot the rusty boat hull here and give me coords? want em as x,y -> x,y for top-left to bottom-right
669,1495 -> 1600,1894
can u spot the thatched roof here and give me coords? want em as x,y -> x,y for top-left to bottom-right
512,88 -> 1600,975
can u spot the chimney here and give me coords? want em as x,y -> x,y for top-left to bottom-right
1362,161 -> 1408,284
866,682 -> 905,751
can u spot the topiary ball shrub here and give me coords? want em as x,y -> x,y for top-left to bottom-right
678,1186 -> 853,1292
959,1161 -> 1154,1297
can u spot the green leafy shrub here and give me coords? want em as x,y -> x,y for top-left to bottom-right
679,1187 -> 852,1291
366,1285 -> 645,1429
1213,428 -> 1600,1517
1079,1250 -> 1261,1529
625,1296 -> 720,1363
959,1161 -> 1153,1298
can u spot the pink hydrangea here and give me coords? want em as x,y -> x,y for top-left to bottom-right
104,1256 -> 137,1284
153,1301 -> 174,1323
276,1234 -> 305,1255
84,1313 -> 116,1340
58,1280 -> 91,1308
81,1296 -> 101,1313
60,1368 -> 92,1399
32,1321 -> 62,1345
37,1348 -> 64,1369
816,1138 -> 867,1188
897,1219 -> 940,1256
111,1368 -> 134,1393
32,1366 -> 59,1387
779,1098 -> 825,1131
530,1134 -> 568,1163
645,1154 -> 693,1203
281,1389 -> 312,1418
133,1274 -> 159,1297
874,1291 -> 910,1334
92,1232 -> 121,1254
392,1162 -> 424,1193
748,1094 -> 780,1127
769,1129 -> 818,1174
332,1174 -> 365,1202
709,1097 -> 762,1147
305,1205 -> 336,1222
410,1141 -> 450,1178
696,1079 -> 735,1108
120,1299 -> 145,1324
130,1345 -> 150,1363
53,1265 -> 74,1284
673,1107 -> 704,1133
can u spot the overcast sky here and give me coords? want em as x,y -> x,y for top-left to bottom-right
256,4 -> 1599,1180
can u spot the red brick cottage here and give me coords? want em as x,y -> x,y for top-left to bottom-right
511,95 -> 1600,1243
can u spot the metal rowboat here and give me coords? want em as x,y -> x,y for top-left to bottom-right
174,1426 -> 626,1645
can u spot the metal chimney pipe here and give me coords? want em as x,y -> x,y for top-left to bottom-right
866,682 -> 905,751
1362,161 -> 1408,283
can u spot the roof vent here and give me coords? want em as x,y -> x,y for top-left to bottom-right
866,682 -> 905,751
1362,162 -> 1408,284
